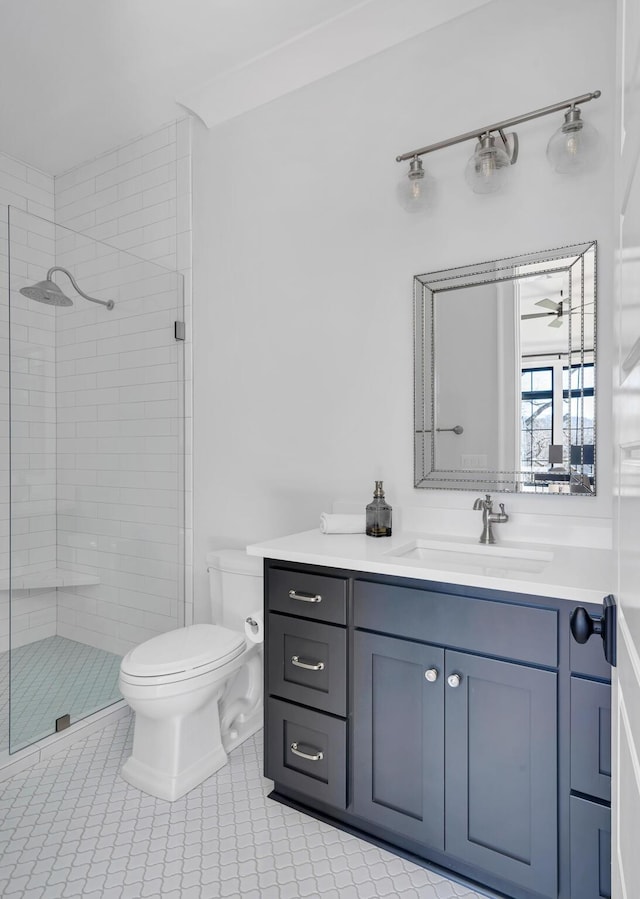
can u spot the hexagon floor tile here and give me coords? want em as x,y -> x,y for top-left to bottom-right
0,715 -> 500,898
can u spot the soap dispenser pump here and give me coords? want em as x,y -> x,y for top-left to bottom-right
366,481 -> 392,538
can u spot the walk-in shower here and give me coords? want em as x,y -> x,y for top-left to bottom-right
1,206 -> 185,756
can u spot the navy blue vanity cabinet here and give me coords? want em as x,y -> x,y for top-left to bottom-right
352,630 -> 445,850
569,615 -> 612,899
352,579 -> 559,899
444,650 -> 557,897
264,564 -> 349,810
263,560 -> 613,899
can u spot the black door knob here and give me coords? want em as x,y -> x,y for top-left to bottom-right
569,596 -> 616,666
570,607 -> 602,644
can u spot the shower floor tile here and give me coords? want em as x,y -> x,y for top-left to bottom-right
0,717 -> 498,898
0,636 -> 121,753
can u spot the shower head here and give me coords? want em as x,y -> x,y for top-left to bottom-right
19,267 -> 115,310
20,279 -> 74,306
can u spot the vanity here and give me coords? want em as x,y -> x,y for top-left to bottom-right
248,529 -> 614,899
246,238 -> 609,898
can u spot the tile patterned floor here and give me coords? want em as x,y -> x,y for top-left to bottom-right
0,715 -> 498,898
0,636 -> 121,753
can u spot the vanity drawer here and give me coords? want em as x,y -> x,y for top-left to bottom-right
267,566 -> 347,624
266,698 -> 347,810
354,580 -> 558,667
268,614 -> 347,716
571,676 -> 611,801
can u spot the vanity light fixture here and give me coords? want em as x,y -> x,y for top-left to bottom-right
464,131 -> 515,194
396,155 -> 430,212
546,105 -> 601,173
396,90 -> 601,207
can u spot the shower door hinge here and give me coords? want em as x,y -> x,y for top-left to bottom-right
55,714 -> 71,732
174,321 -> 185,341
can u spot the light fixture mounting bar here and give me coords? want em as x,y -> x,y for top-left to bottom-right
396,90 -> 601,163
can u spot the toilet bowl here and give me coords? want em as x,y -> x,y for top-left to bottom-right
118,549 -> 263,801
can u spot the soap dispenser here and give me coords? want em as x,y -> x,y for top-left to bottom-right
366,481 -> 392,537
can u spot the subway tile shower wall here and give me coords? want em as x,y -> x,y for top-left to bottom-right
54,119 -> 193,656
0,118 -> 193,662
0,152 -> 57,650
55,123 -> 186,269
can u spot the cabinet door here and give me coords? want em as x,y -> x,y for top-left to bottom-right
352,631 -> 445,850
445,650 -> 558,898
571,676 -> 611,802
570,796 -> 611,899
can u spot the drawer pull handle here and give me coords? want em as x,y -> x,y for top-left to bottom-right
290,741 -> 324,762
447,673 -> 462,688
289,589 -> 322,603
291,655 -> 325,671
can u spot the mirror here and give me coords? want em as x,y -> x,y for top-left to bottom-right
414,241 -> 596,494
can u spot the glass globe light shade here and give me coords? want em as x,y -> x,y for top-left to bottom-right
464,133 -> 511,194
397,156 -> 430,213
546,107 -> 600,174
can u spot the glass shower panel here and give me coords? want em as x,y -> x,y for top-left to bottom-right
0,207 -> 11,760
6,207 -> 184,753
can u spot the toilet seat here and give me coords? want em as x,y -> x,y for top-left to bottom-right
120,623 -> 246,686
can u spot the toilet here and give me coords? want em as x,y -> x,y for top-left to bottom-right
118,549 -> 263,801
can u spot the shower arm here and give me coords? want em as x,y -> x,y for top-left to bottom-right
46,267 -> 115,310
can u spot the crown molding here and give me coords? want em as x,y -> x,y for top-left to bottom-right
177,0 -> 494,128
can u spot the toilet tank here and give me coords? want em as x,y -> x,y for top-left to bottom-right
206,549 -> 263,632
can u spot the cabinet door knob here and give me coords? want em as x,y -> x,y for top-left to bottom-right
424,668 -> 439,682
447,673 -> 462,688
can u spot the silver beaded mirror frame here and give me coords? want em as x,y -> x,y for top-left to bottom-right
414,241 -> 596,495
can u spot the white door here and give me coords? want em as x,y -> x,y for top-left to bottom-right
613,1 -> 640,896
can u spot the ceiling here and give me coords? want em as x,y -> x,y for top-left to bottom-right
0,0 -> 492,176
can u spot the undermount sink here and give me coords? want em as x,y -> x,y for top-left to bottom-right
385,536 -> 554,574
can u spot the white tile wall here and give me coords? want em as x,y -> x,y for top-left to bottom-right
54,118 -> 193,654
0,162 -> 57,651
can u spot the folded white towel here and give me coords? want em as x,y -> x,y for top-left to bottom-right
320,513 -> 366,534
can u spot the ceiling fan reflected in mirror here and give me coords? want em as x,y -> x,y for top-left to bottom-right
521,291 -> 594,328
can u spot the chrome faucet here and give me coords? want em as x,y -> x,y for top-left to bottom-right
472,494 -> 509,544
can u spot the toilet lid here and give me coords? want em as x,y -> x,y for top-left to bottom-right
120,623 -> 245,678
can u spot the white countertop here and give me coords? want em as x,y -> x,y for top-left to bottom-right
247,529 -> 614,605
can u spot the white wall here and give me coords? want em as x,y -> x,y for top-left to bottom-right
435,283 -> 502,472
192,0 -> 616,619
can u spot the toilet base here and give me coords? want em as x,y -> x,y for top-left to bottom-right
121,742 -> 228,802
119,637 -> 263,802
222,705 -> 263,755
